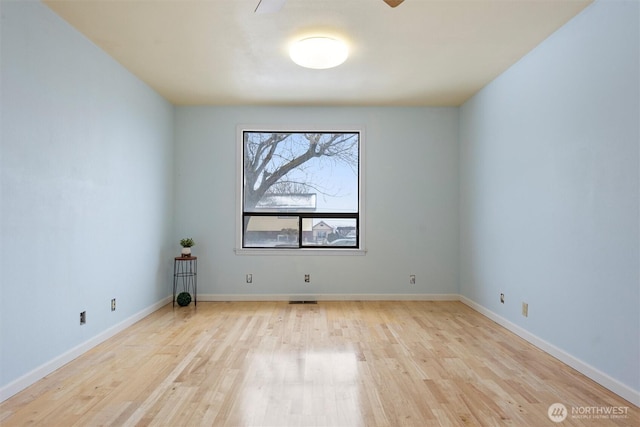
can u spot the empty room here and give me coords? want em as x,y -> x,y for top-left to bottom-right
1,0 -> 638,426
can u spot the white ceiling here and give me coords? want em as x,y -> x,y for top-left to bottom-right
44,0 -> 592,107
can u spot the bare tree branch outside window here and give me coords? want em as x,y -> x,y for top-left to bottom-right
243,132 -> 359,211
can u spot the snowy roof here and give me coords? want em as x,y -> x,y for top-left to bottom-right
256,193 -> 317,210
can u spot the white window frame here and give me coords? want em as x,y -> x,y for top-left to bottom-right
235,125 -> 366,256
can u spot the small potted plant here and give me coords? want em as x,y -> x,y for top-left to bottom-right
180,238 -> 195,257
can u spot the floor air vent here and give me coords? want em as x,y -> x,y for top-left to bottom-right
289,300 -> 318,304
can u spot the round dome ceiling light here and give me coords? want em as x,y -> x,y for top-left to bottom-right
289,37 -> 349,69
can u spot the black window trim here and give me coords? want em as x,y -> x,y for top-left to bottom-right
242,212 -> 359,249
236,125 -> 366,256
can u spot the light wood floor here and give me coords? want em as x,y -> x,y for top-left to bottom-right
1,301 -> 637,426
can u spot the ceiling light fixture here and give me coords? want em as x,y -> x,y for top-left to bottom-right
289,37 -> 349,69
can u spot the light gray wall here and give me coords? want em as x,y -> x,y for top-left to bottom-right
1,1 -> 175,390
174,106 -> 459,298
459,0 -> 639,396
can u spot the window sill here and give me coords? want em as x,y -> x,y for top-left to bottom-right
235,248 -> 367,256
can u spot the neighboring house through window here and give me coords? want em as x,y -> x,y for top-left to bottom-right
237,128 -> 363,253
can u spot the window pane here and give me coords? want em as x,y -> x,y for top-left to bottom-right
243,132 -> 359,214
243,216 -> 299,248
301,218 -> 357,247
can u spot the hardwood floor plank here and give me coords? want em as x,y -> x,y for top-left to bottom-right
0,301 -> 637,426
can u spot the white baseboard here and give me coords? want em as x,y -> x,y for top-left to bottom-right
0,296 -> 172,403
459,296 -> 640,407
197,293 -> 460,301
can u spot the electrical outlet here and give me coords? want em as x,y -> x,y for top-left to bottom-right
500,293 -> 505,304
522,302 -> 529,317
304,274 -> 310,283
409,275 -> 416,285
111,298 -> 116,311
80,311 -> 86,325
246,274 -> 252,284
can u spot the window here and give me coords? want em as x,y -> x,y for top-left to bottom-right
238,128 -> 363,253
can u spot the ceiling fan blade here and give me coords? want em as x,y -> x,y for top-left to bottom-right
255,0 -> 287,14
383,0 -> 404,7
